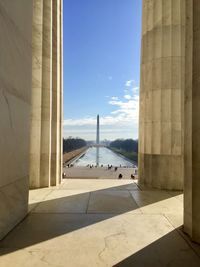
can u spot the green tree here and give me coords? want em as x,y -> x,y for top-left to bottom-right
63,137 -> 87,153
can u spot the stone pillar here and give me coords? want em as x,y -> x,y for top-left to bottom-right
184,0 -> 200,243
58,0 -> 62,184
139,0 -> 185,190
51,0 -> 62,186
40,0 -> 53,187
30,0 -> 62,188
0,0 -> 32,239
29,0 -> 43,188
60,0 -> 63,184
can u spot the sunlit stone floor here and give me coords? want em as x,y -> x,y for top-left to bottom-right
0,179 -> 200,267
63,166 -> 138,179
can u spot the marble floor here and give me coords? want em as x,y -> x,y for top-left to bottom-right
0,179 -> 200,267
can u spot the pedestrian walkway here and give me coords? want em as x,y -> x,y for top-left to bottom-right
0,179 -> 200,267
63,166 -> 137,179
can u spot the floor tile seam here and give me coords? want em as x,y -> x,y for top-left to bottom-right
28,211 -> 139,217
86,192 -> 92,214
31,211 -> 91,215
127,190 -> 143,214
29,201 -> 44,214
163,214 -> 200,260
90,189 -> 134,193
31,213 -> 166,217
86,211 -> 142,215
56,188 -> 137,191
129,193 -> 183,207
28,204 -> 38,213
138,211 -> 182,216
134,182 -> 143,191
28,190 -> 54,214
163,191 -> 184,203
128,191 -> 144,214
132,181 -> 142,191
28,213 -> 175,218
126,189 -> 141,192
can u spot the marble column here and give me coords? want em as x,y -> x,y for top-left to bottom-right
0,0 -> 32,239
51,0 -> 62,186
60,0 -> 63,184
139,0 -> 185,190
30,0 -> 62,188
29,0 -> 43,188
40,0 -> 53,187
184,0 -> 200,243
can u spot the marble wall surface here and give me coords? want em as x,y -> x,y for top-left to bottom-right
139,0 -> 185,190
0,0 -> 33,239
0,0 -> 63,240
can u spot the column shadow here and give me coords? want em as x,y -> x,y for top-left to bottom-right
0,183 -> 182,257
113,229 -> 200,267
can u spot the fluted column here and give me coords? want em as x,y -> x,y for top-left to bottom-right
184,0 -> 200,243
51,0 -> 62,186
40,0 -> 53,187
139,0 -> 185,190
60,0 -> 63,184
30,0 -> 62,188
29,0 -> 43,188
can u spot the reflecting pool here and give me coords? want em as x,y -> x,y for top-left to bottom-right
74,147 -> 135,167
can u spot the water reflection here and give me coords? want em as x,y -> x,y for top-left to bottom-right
96,147 -> 99,166
74,147 -> 134,167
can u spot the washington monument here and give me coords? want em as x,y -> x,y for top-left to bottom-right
96,114 -> 100,145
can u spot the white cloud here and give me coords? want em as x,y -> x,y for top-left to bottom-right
63,112 -> 138,127
109,95 -> 139,122
63,117 -> 96,126
131,86 -> 139,93
63,84 -> 140,140
125,80 -> 134,87
124,94 -> 132,100
63,95 -> 139,127
111,96 -> 119,100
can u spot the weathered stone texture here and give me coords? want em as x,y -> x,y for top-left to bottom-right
184,0 -> 200,243
139,0 -> 185,190
30,0 -> 63,188
0,0 -> 33,239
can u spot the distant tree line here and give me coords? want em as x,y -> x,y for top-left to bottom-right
63,137 -> 87,153
109,139 -> 138,163
109,139 -> 138,153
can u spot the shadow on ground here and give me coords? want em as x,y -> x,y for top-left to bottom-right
113,229 -> 200,267
0,182 -> 183,258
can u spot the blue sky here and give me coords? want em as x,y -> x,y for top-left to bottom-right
63,0 -> 142,140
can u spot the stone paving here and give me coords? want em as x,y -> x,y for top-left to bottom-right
0,179 -> 200,267
63,166 -> 138,179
